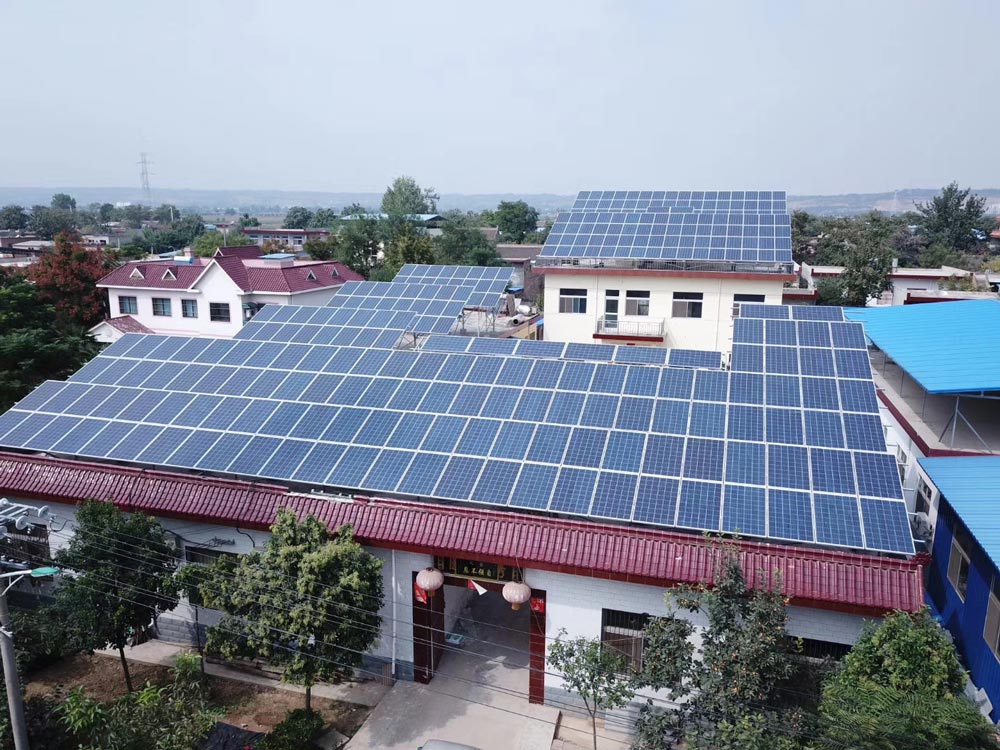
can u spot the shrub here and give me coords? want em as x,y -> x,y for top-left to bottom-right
260,709 -> 326,750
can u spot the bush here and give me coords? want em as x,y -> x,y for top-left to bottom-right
260,709 -> 325,750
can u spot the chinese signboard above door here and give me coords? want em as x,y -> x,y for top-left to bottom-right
434,556 -> 523,584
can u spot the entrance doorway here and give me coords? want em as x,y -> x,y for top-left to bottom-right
412,573 -> 546,703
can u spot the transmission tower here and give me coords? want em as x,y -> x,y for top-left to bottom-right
138,153 -> 153,205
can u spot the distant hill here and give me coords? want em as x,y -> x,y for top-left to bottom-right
0,186 -> 997,218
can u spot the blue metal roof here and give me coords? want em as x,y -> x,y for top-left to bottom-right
919,456 -> 1000,569
845,300 -> 1000,394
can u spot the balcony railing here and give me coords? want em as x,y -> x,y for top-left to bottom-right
595,316 -> 665,338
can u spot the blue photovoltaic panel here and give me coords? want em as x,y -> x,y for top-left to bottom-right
0,303 -> 912,556
540,211 -> 792,263
571,190 -> 787,213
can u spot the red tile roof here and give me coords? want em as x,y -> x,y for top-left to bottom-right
103,316 -> 154,334
214,245 -> 265,259
98,260 -> 208,289
0,451 -> 923,615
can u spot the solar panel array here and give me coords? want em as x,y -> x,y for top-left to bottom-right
539,188 -> 793,264
572,190 -> 787,213
395,265 -> 512,285
323,281 -> 475,333
235,305 -> 407,347
419,335 -> 723,370
0,305 -> 912,555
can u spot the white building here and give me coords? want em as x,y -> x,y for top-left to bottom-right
800,262 -> 983,306
538,190 -> 794,351
240,227 -> 330,249
91,249 -> 362,342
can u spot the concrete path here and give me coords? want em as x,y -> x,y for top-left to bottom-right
98,640 -> 389,707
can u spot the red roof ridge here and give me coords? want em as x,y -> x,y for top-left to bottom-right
0,451 -> 922,614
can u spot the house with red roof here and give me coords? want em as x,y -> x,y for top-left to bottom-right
91,248 -> 362,341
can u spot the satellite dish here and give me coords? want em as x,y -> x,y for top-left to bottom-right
517,304 -> 532,316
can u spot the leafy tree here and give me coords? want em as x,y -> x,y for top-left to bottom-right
839,240 -> 893,306
151,204 -> 179,223
916,182 -> 992,252
53,501 -> 180,692
381,176 -> 438,215
494,200 -> 539,243
338,213 -> 382,275
817,609 -> 997,750
27,233 -> 116,328
383,223 -> 435,275
303,235 -> 341,261
814,277 -> 846,306
0,270 -> 99,410
28,205 -> 77,239
191,230 -> 226,257
434,218 -> 501,266
920,242 -> 963,269
119,204 -> 148,229
202,509 -> 384,710
50,192 -> 77,211
0,204 -> 29,231
97,203 -> 116,223
283,206 -> 314,229
634,547 -> 807,750
238,212 -> 261,228
340,202 -> 367,216
548,631 -> 635,750
59,653 -> 214,750
310,208 -> 339,228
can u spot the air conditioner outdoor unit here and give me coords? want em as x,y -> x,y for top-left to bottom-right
911,511 -> 933,541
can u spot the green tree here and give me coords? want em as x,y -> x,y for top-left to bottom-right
383,223 -> 435,275
59,653 -> 214,750
381,176 -> 438,215
839,240 -> 893,306
814,277 -> 846,306
920,242 -> 963,269
28,205 -> 77,239
202,509 -> 384,710
434,218 -> 501,266
338,213 -> 383,275
283,206 -> 314,229
817,609 -> 997,750
0,270 -> 99,410
0,204 -> 29,231
120,204 -> 148,228
191,230 -> 226,257
303,235 -> 341,261
634,548 -> 806,750
53,501 -> 180,692
916,182 -> 992,252
97,203 -> 116,223
340,202 -> 367,216
27,233 -> 116,328
548,631 -> 635,750
151,204 -> 179,223
494,200 -> 539,243
310,208 -> 339,228
238,212 -> 261,228
50,192 -> 77,211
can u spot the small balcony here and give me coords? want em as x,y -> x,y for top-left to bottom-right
594,316 -> 665,341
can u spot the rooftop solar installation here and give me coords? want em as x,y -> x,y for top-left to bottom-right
538,211 -> 792,263
0,308 -> 912,555
234,304 -> 409,346
572,190 -> 787,213
738,304 -> 846,321
331,278 -> 506,314
395,265 -> 512,284
419,336 -> 723,370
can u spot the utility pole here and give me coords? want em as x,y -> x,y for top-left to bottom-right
0,499 -> 56,750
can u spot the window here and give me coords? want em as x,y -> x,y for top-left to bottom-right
625,290 -> 650,316
601,609 -> 649,673
734,294 -> 766,304
895,446 -> 908,485
152,298 -> 172,316
915,476 -> 934,516
784,636 -> 850,660
985,579 -> 1000,661
559,288 -> 588,314
118,296 -> 138,315
181,299 -> 198,318
672,292 -> 703,318
948,526 -> 972,600
209,303 -> 231,322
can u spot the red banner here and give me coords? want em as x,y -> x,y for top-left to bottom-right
529,597 -> 545,614
414,581 -> 428,604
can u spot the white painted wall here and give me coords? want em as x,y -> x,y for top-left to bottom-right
542,272 -> 784,351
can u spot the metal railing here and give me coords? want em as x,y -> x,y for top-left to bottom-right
595,316 -> 665,337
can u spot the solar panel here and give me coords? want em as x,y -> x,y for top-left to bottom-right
539,211 -> 792,264
571,191 -> 788,213
0,307 -> 911,555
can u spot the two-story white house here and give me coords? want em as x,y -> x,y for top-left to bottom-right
240,227 -> 330,249
90,250 -> 362,342
538,190 -> 794,351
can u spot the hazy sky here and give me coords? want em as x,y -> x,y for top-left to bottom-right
1,0 -> 996,195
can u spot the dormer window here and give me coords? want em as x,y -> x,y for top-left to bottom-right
129,268 -> 144,279
162,269 -> 177,281
306,271 -> 317,281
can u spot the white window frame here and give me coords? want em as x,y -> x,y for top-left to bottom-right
948,530 -> 972,601
558,288 -> 588,314
181,299 -> 198,319
985,579 -> 1000,661
672,292 -> 703,319
625,290 -> 650,316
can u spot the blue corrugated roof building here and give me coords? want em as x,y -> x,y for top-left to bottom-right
920,456 -> 1000,568
845,300 -> 1000,394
